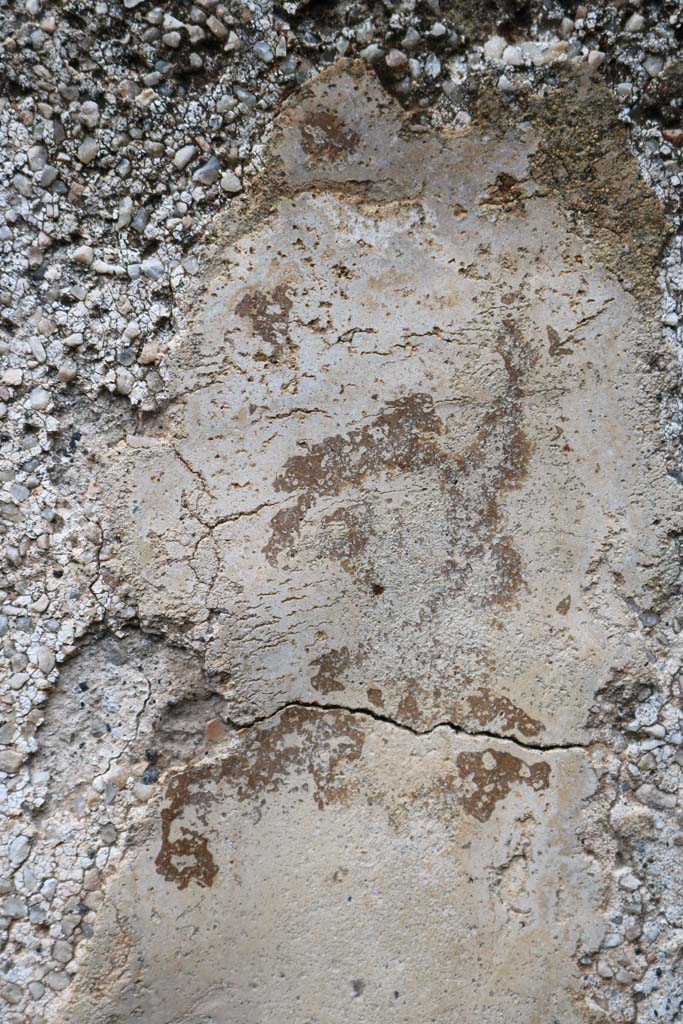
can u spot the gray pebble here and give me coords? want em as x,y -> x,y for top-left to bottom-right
141,256 -> 165,280
173,144 -> 197,171
254,41 -> 273,63
77,137 -> 98,164
27,145 -> 47,171
219,169 -> 242,193
192,156 -> 221,186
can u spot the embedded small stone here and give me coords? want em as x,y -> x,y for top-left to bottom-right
219,169 -> 242,193
44,971 -> 70,992
192,156 -> 221,185
39,165 -> 58,187
635,784 -> 677,809
29,386 -> 50,411
77,137 -> 98,164
116,196 -> 133,230
207,15 -> 228,39
425,53 -> 441,78
587,50 -> 606,69
618,871 -> 641,892
115,368 -> 134,395
8,835 -> 31,866
625,13 -> 645,32
58,360 -> 78,382
1,982 -> 22,1005
502,45 -> 523,66
173,144 -> 197,171
3,895 -> 28,917
36,645 -> 55,673
78,100 -> 100,127
253,41 -> 273,63
138,340 -> 159,364
3,368 -> 23,386
484,36 -> 506,60
141,256 -> 165,280
100,822 -> 118,845
53,939 -> 73,964
402,26 -> 421,50
73,245 -> 94,266
385,49 -> 408,71
27,144 -> 47,171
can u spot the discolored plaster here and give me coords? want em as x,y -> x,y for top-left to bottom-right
56,60 -> 681,1024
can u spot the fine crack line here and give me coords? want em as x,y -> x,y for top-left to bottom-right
218,699 -> 591,754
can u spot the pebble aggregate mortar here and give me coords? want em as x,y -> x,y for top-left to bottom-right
1,0 -> 683,1021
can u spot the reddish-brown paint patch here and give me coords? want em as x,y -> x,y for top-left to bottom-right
234,283 -> 293,362
456,749 -> 550,822
547,325 -> 574,357
465,687 -> 542,738
310,647 -> 351,694
264,320 -> 534,615
300,110 -> 360,163
479,173 -> 526,215
155,707 -> 366,890
263,393 -> 445,564
320,505 -> 371,575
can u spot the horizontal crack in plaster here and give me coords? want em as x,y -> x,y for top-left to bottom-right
217,699 -> 589,754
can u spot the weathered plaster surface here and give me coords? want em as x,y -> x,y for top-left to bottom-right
67,710 -> 601,1024
46,62 -> 681,1022
104,63 -> 677,746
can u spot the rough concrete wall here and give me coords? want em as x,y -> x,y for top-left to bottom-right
2,4 -> 683,1024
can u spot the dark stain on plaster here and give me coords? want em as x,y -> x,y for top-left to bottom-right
310,647 -> 350,695
300,109 -> 360,163
235,283 -> 293,362
156,705 -> 553,889
456,748 -> 550,822
155,706 -> 366,889
264,319 -> 534,615
466,687 -> 542,738
470,68 -> 669,302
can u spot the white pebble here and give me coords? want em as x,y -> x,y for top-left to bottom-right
29,386 -> 50,410
77,137 -> 98,164
502,45 -> 523,66
484,35 -> 506,60
3,368 -> 22,386
173,144 -> 197,170
220,170 -> 242,194
625,13 -> 645,32
73,244 -> 94,266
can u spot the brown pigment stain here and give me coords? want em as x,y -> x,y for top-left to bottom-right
456,749 -> 551,822
264,319 -> 535,615
263,393 -> 445,564
450,320 -> 535,608
320,505 -> 371,576
465,687 -> 542,738
479,172 -> 526,215
234,283 -> 293,362
547,325 -> 574,357
310,647 -> 350,695
397,689 -> 421,727
300,109 -> 360,163
155,707 -> 365,890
